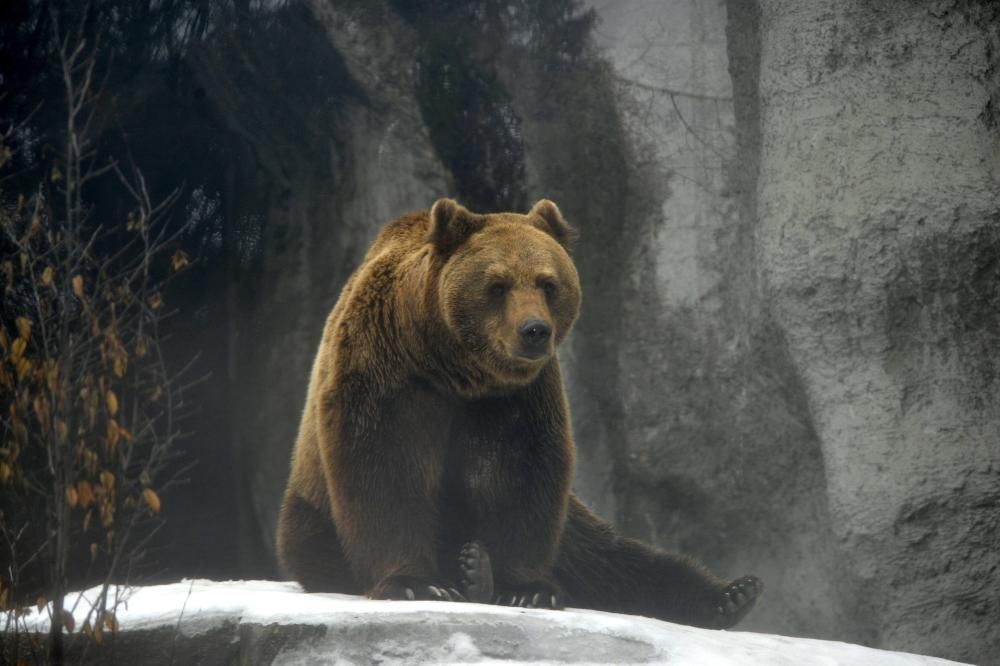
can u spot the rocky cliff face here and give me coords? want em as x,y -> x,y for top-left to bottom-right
579,0 -> 862,643
749,1 -> 1000,661
188,2 -> 999,662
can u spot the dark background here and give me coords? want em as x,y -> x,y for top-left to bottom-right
1,1 -> 998,663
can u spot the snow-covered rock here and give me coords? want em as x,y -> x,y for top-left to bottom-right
23,580 -> 968,665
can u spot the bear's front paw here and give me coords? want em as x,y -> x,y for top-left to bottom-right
495,580 -> 563,610
458,541 -> 495,604
371,575 -> 466,602
710,575 -> 761,629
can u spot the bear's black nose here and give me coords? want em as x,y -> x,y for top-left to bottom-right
518,319 -> 552,355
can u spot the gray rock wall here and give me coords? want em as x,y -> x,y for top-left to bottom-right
751,1 -> 1000,662
581,0 -> 861,642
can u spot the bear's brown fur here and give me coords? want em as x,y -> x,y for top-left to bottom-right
276,198 -> 760,627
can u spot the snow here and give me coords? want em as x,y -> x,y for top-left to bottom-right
23,579 -> 968,665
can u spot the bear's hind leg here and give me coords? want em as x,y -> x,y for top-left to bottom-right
276,493 -> 361,594
554,496 -> 761,628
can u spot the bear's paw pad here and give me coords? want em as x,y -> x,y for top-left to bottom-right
458,541 -> 495,604
711,575 -> 761,629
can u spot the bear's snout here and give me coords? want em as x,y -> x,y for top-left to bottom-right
517,318 -> 552,358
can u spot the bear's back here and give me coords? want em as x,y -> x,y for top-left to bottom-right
366,211 -> 431,259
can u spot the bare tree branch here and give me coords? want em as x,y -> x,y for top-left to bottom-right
1,9 -> 194,664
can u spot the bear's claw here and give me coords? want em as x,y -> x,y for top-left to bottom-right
372,575 -> 466,602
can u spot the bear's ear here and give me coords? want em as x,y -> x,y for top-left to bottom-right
529,199 -> 578,252
428,198 -> 485,254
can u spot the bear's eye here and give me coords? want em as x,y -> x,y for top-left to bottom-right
489,282 -> 508,297
541,280 -> 558,297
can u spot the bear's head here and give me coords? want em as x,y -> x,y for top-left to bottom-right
429,198 -> 582,388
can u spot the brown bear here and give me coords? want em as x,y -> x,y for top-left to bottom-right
275,198 -> 760,628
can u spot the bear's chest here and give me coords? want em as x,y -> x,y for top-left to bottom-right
444,401 -> 529,503
461,450 -> 499,496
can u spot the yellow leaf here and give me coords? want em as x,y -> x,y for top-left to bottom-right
77,480 -> 96,508
106,420 -> 121,449
106,611 -> 119,637
61,609 -> 75,633
72,275 -> 84,299
83,447 -> 98,473
106,390 -> 118,417
170,250 -> 190,272
143,487 -> 161,514
113,354 -> 127,378
32,395 -> 49,425
10,337 -> 26,362
0,463 -> 10,482
16,357 -> 31,381
0,329 -> 7,354
0,587 -> 8,611
41,266 -> 53,286
51,166 -> 63,182
100,470 -> 115,490
45,359 -> 60,392
135,336 -> 147,357
55,419 -> 67,443
148,293 -> 162,310
15,317 -> 31,342
66,485 -> 78,508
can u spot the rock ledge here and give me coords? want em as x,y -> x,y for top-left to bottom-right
19,580 -> 968,665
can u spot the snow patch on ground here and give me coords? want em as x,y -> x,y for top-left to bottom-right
23,580 -> 968,665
